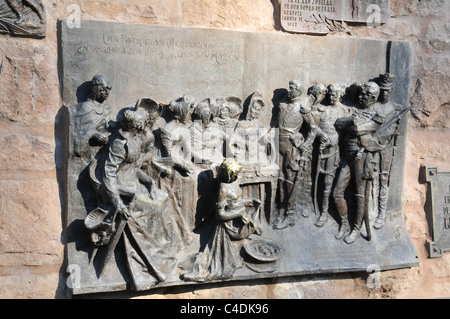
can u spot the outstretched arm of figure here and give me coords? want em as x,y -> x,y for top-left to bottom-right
103,138 -> 128,214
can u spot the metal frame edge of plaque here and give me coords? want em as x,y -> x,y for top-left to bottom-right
60,19 -> 419,295
425,166 -> 450,258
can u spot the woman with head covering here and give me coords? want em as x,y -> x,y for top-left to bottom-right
85,98 -> 183,291
180,158 -> 261,282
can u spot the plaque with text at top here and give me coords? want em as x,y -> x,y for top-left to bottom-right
61,20 -> 418,295
280,0 -> 389,34
426,167 -> 450,258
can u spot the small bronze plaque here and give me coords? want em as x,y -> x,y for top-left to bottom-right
280,0 -> 389,34
426,166 -> 450,257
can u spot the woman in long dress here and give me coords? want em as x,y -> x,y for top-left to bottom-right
180,158 -> 261,282
85,98 -> 180,291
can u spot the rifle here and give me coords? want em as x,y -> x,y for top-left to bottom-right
359,104 -> 413,240
363,178 -> 372,241
360,104 -> 413,153
313,150 -> 324,216
381,104 -> 413,130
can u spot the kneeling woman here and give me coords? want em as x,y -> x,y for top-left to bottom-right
180,158 -> 262,282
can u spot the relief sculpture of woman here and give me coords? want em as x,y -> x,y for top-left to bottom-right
180,158 -> 262,282
84,98 -> 182,291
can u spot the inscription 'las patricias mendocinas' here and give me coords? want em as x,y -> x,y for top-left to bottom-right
75,32 -> 240,66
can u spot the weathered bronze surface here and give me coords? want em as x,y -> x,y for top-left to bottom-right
280,0 -> 389,34
0,0 -> 46,37
426,167 -> 450,258
61,20 -> 418,295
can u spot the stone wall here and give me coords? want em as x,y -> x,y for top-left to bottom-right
0,0 -> 448,299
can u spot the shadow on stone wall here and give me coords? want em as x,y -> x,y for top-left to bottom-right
54,20 -> 70,299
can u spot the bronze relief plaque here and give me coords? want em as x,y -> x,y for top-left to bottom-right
60,20 -> 418,295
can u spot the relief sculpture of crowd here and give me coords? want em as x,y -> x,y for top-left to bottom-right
70,72 -> 410,290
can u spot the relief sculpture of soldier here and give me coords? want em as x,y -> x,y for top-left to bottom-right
333,81 -> 384,244
273,79 -> 317,230
335,74 -> 409,239
301,83 -> 327,218
371,73 -> 404,229
313,83 -> 352,228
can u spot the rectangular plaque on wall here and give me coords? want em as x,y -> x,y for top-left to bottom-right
426,167 -> 450,258
280,0 -> 389,34
61,20 -> 418,295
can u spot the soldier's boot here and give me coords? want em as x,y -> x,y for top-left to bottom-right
273,212 -> 295,230
273,208 -> 295,230
315,211 -> 328,227
334,198 -> 350,239
344,224 -> 361,244
14,13 -> 24,24
374,175 -> 389,229
344,195 -> 365,244
272,207 -> 285,227
315,192 -> 330,227
299,181 -> 314,218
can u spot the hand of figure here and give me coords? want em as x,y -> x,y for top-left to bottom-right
203,159 -> 213,166
116,202 -> 129,220
180,163 -> 193,175
319,136 -> 331,152
241,214 -> 250,225
299,142 -> 310,153
355,149 -> 364,161
93,132 -> 108,144
253,198 -> 262,206
289,133 -> 304,148
162,167 -> 173,176
319,134 -> 330,145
